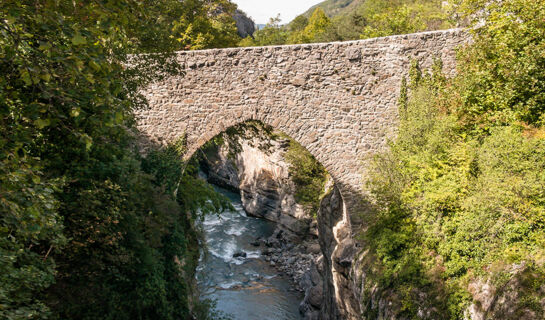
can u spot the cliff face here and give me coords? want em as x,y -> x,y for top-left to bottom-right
201,129 -> 313,235
233,9 -> 255,38
199,124 -> 362,319
311,180 -> 361,319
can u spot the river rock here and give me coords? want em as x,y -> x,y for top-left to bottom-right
307,243 -> 321,254
232,251 -> 247,258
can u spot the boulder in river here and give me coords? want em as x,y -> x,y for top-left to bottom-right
232,251 -> 247,258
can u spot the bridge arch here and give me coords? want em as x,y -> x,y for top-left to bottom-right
135,28 -> 469,224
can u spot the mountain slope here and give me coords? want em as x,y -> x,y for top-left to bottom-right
302,0 -> 364,18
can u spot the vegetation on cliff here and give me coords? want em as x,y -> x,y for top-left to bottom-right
364,0 -> 545,318
0,1 -> 234,319
284,140 -> 329,216
198,121 -> 329,217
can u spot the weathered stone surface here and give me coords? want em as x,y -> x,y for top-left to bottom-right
466,263 -> 545,320
135,29 -> 469,229
233,9 -> 255,38
315,179 -> 358,319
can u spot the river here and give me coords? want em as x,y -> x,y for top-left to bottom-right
197,186 -> 303,319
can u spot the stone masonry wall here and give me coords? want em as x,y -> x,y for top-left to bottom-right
135,29 -> 469,227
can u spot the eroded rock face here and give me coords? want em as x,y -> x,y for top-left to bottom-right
311,180 -> 361,320
466,263 -> 545,320
233,9 -> 255,38
201,128 -> 313,235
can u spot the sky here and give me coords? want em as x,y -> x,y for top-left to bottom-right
232,0 -> 324,25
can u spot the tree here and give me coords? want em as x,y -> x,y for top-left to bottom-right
455,0 -> 545,127
0,0 -> 235,318
358,0 -> 451,39
289,14 -> 309,33
240,15 -> 288,46
290,7 -> 332,43
172,0 -> 241,50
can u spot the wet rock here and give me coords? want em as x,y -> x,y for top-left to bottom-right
232,251 -> 247,258
307,285 -> 324,308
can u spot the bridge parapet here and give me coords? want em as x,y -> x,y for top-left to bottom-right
135,28 -> 469,221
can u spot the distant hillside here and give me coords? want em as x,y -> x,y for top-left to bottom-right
302,0 -> 364,18
244,0 -> 454,47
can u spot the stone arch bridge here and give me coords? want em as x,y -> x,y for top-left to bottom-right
135,28 -> 468,223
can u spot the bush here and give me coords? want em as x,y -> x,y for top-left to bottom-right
363,3 -> 545,313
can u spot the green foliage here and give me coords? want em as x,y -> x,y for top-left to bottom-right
288,8 -> 331,44
0,156 -> 65,319
239,15 -> 288,47
0,0 -> 239,319
48,142 -> 230,319
172,0 -> 241,50
289,15 -> 309,33
455,0 -> 545,128
284,140 -> 329,216
363,1 -> 545,317
358,0 -> 451,39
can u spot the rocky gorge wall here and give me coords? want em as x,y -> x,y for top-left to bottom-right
198,124 -> 361,319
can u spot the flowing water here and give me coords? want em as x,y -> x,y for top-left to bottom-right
197,187 -> 303,319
